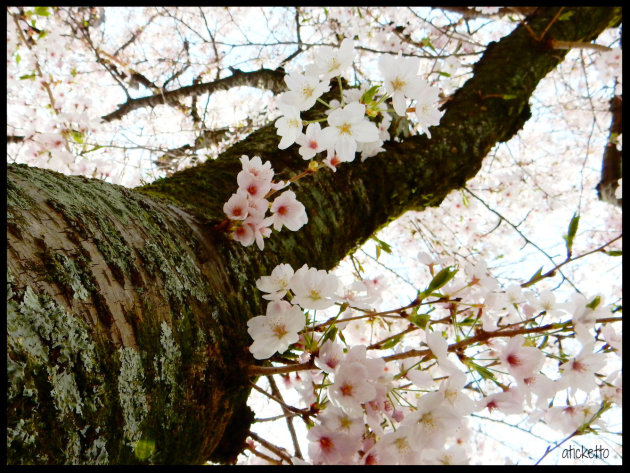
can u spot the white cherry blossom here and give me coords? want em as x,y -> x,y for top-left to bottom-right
247,300 -> 306,359
256,263 -> 295,300
321,102 -> 380,162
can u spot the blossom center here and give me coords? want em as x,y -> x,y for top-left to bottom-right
507,354 -> 521,366
571,360 -> 586,372
338,123 -> 352,135
394,437 -> 410,453
340,383 -> 354,397
391,77 -> 406,91
271,323 -> 288,339
418,412 -> 436,430
319,436 -> 333,453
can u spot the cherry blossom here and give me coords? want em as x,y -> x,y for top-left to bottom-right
315,339 -> 345,374
498,334 -> 544,382
247,300 -> 306,360
223,191 -> 249,220
559,342 -> 607,393
328,361 -> 377,416
314,37 -> 355,80
321,102 -> 380,162
306,424 -> 359,465
275,102 -> 303,150
295,122 -> 328,160
282,65 -> 330,111
411,79 -> 444,138
270,190 -> 308,231
290,264 -> 340,310
379,52 -> 422,116
256,263 -> 295,300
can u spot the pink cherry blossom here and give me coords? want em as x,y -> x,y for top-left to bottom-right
223,191 -> 249,220
498,334 -> 544,382
270,190 -> 308,231
559,342 -> 607,393
295,122 -> 328,160
328,361 -> 377,416
315,339 -> 345,374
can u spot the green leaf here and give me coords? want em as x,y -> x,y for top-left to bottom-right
33,6 -> 50,17
421,37 -> 436,52
70,130 -> 84,144
586,295 -> 601,310
409,313 -> 430,330
500,94 -> 517,100
372,236 -> 392,261
19,73 -> 36,81
82,145 -> 103,154
605,250 -> 622,257
525,266 -> 544,285
15,54 -> 21,65
465,359 -> 496,381
380,334 -> 403,350
424,266 -> 457,296
360,85 -> 381,104
563,212 -> 580,256
460,189 -> 470,207
558,10 -> 574,21
321,326 -> 338,344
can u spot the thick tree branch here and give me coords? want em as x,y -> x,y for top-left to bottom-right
140,7 -> 621,274
596,95 -> 622,207
101,67 -> 286,122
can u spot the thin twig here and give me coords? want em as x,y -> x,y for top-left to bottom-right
247,430 -> 293,465
267,375 -> 303,459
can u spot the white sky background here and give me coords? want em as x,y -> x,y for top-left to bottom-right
6,7 -> 622,465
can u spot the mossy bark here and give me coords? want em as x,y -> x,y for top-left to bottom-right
6,7 -> 620,465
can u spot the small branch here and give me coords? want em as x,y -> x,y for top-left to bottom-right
101,67 -> 286,122
464,187 -> 580,293
382,316 -> 622,363
521,234 -> 622,287
267,375 -> 303,459
247,431 -> 293,465
548,40 -> 612,52
244,443 -> 283,465
248,380 -> 311,416
248,360 -> 314,377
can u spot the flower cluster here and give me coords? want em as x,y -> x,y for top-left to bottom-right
226,37 -> 444,248
223,155 -> 308,250
247,263 -> 341,359
246,261 -> 621,465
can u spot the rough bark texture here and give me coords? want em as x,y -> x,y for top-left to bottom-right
596,95 -> 622,207
6,7 -> 621,465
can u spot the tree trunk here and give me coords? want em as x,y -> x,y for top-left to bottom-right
6,7 -> 621,465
